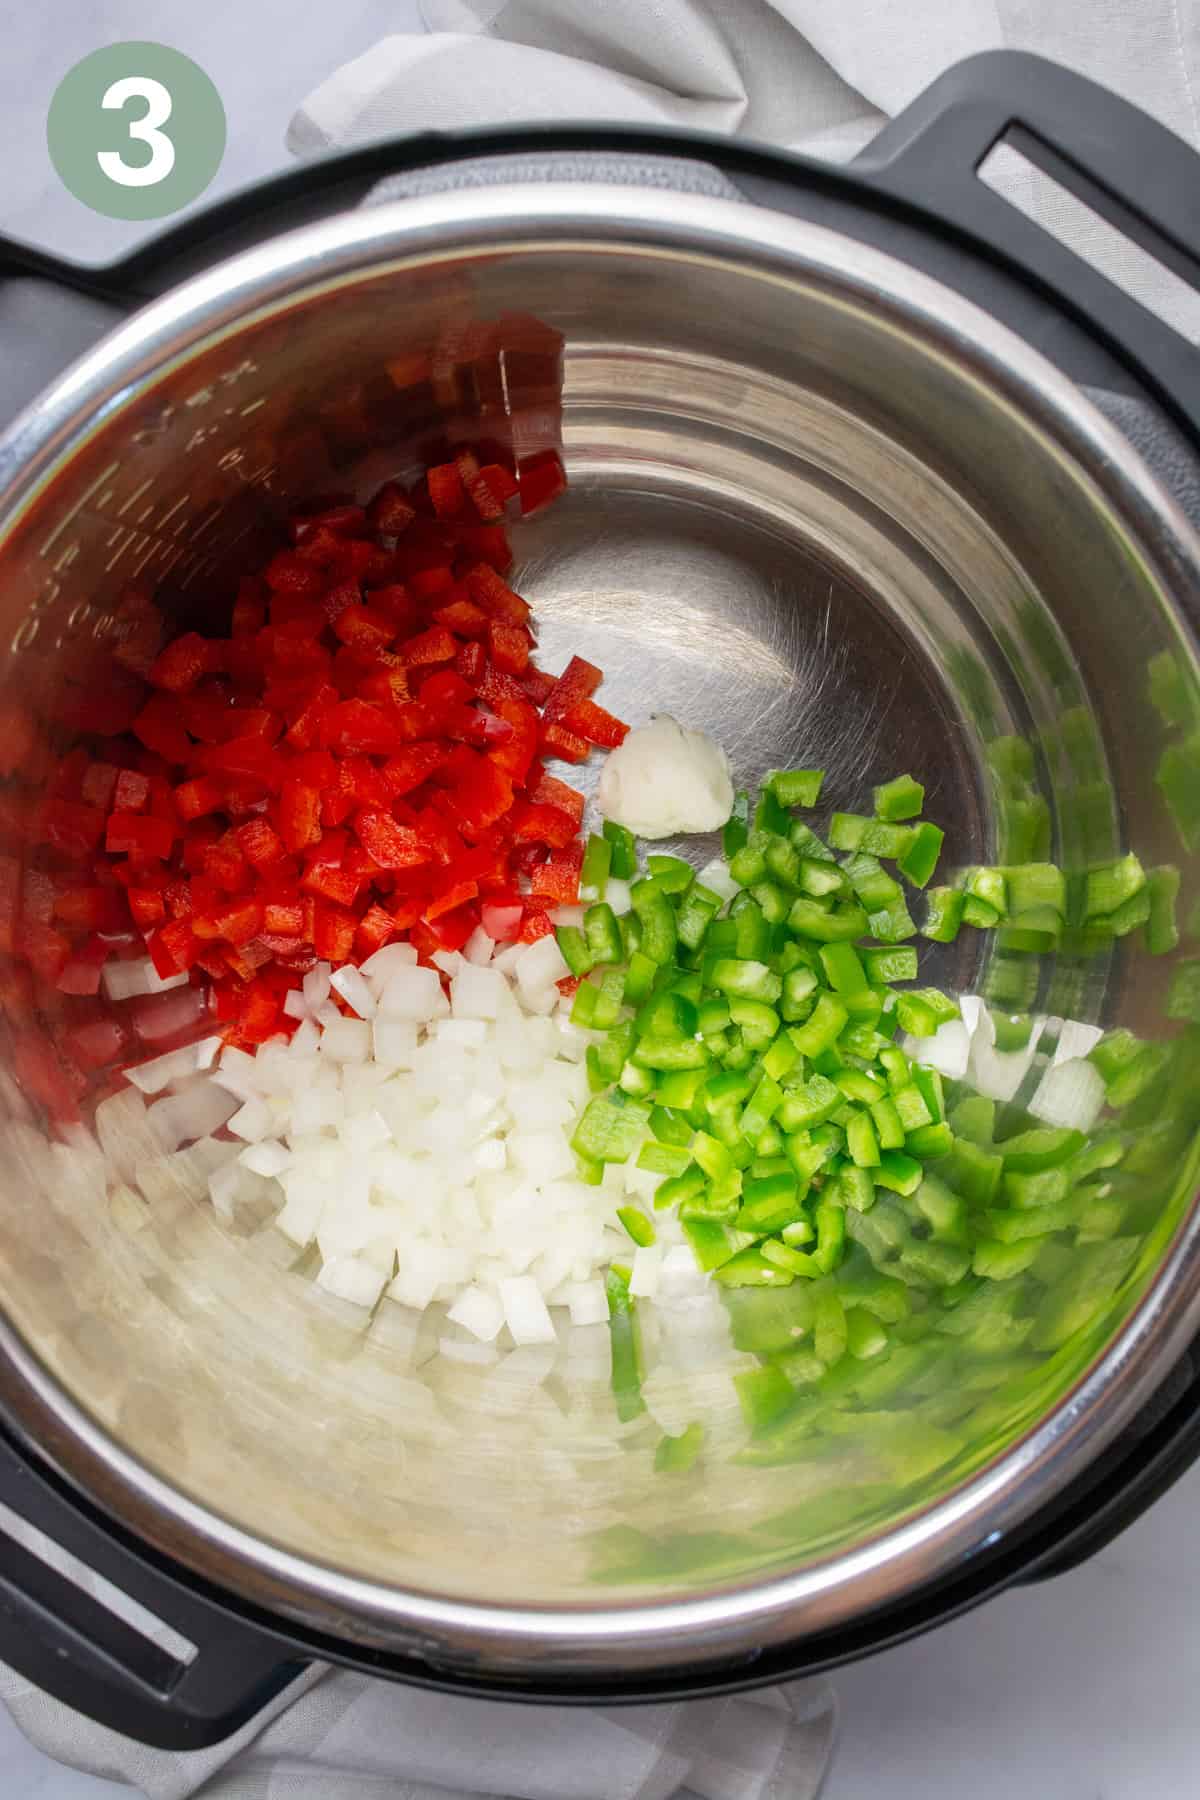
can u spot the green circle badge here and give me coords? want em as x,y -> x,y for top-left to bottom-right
47,43 -> 226,221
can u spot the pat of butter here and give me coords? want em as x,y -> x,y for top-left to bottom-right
597,716 -> 733,840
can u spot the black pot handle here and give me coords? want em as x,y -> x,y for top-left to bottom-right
854,50 -> 1200,444
0,1424 -> 306,1750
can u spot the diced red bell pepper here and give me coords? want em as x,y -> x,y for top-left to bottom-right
527,768 -> 585,825
520,668 -> 557,705
238,981 -> 282,1044
530,841 -> 584,904
439,746 -> 514,835
518,908 -> 555,943
33,799 -> 102,860
203,841 -> 249,894
111,770 -> 151,814
433,598 -> 490,639
540,717 -> 590,764
381,742 -> 448,797
352,809 -> 433,870
80,762 -> 121,813
313,900 -> 357,962
481,897 -> 524,942
426,461 -> 466,519
519,449 -> 567,516
325,698 -> 407,757
262,900 -> 304,936
356,666 -> 411,708
466,462 -> 519,522
234,818 -> 286,874
409,566 -> 455,599
213,898 -> 263,946
510,800 -> 579,848
355,903 -> 396,958
563,696 -> 629,748
57,935 -> 112,996
52,886 -> 128,933
423,877 -> 479,922
133,694 -> 194,764
543,654 -> 603,722
425,901 -> 479,952
150,631 -> 223,693
263,551 -> 327,599
197,733 -> 279,786
457,523 -> 512,572
399,626 -> 457,668
174,776 -> 224,822
105,812 -> 174,860
65,1016 -> 129,1071
367,481 -> 417,536
367,583 -> 420,634
300,862 -> 362,906
284,683 -> 339,751
464,563 -> 531,626
291,502 -> 367,544
332,604 -> 396,651
278,776 -> 323,853
148,917 -> 201,976
128,885 -> 167,931
455,639 -> 487,686
488,620 -> 531,675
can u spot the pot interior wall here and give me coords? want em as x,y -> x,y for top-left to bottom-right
0,224 -> 1197,1649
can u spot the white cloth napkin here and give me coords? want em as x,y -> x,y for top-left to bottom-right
290,0 -> 1200,339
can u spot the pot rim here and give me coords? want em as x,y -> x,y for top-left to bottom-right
1,181 -> 1199,1675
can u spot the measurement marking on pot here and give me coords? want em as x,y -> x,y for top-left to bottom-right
116,475 -> 157,519
38,460 -> 120,556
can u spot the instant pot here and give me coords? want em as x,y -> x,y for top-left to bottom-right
1,50 -> 1200,1748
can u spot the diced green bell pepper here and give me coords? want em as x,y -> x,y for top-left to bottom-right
770,767 -> 826,808
922,886 -> 965,942
603,819 -> 638,879
898,821 -> 944,887
874,773 -> 925,820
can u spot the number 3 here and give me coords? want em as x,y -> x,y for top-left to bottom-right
97,76 -> 176,188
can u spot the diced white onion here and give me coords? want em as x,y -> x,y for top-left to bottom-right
1053,1018 -> 1105,1065
302,962 -> 332,1011
447,1285 -> 505,1342
462,925 -> 495,966
515,935 -> 569,996
282,989 -> 311,1022
1029,1057 -> 1106,1132
102,957 -> 188,1002
378,965 -> 447,1021
330,965 -> 377,1019
906,1019 -> 971,1080
319,1017 -> 372,1063
499,1276 -> 556,1345
696,858 -> 739,903
629,1244 -> 663,1298
566,1279 -> 609,1326
239,1139 -> 291,1178
125,1042 -> 206,1095
605,878 -> 633,915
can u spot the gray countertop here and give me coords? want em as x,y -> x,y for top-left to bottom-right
2,5 -> 1197,1795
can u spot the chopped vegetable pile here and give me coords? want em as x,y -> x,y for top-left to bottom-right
553,767 -> 1190,1439
46,452 -> 626,1055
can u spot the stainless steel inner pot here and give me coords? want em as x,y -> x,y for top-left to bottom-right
1,185 -> 1199,1684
